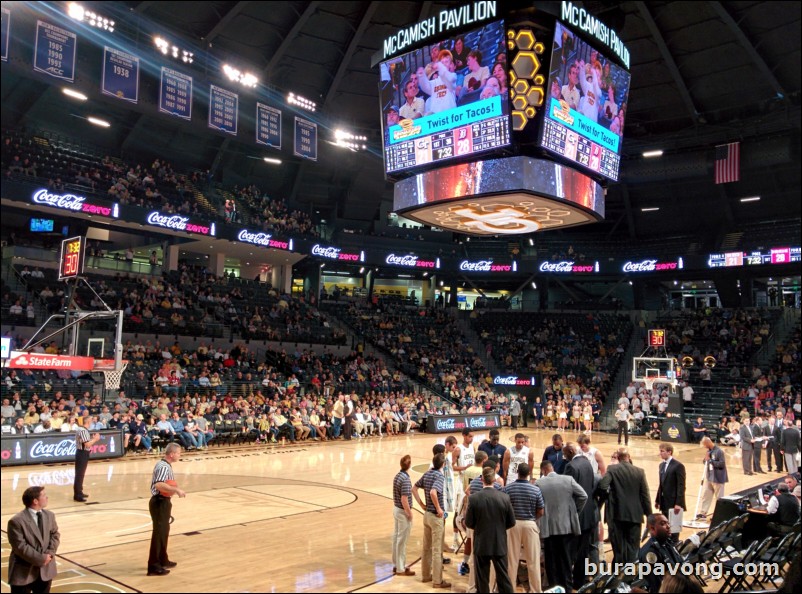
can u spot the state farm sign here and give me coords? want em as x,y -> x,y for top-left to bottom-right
8,352 -> 95,370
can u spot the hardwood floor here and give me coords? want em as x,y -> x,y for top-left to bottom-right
0,429 -> 772,593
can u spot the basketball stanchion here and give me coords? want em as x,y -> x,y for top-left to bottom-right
683,460 -> 710,529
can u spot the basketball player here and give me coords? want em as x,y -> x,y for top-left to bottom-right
453,428 -> 475,555
503,433 -> 535,483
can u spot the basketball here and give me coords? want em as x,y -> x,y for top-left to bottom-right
159,480 -> 177,498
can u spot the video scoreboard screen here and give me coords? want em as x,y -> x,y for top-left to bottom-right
708,247 -> 801,268
379,20 -> 510,177
539,22 -> 631,181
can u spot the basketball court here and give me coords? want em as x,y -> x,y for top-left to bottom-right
1,428 -> 765,593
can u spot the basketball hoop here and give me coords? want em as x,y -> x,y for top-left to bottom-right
101,363 -> 128,390
93,359 -> 129,391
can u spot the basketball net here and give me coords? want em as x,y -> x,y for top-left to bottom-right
100,362 -> 128,390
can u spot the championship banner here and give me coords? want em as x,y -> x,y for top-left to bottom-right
7,351 -> 96,371
209,84 -> 238,135
159,67 -> 192,120
294,117 -> 318,161
1,7 -> 10,62
256,102 -> 282,148
34,20 -> 77,82
102,46 -> 139,103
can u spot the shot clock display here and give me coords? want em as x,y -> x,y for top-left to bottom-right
648,329 -> 666,348
59,236 -> 86,280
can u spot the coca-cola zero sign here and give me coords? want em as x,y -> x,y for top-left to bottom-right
428,414 -> 500,434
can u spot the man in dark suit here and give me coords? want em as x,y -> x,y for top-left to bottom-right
766,415 -> 784,473
563,443 -> 597,591
465,466 -> 517,593
596,448 -> 652,565
739,417 -> 756,475
752,414 -> 766,473
537,459 -> 588,590
7,486 -> 60,594
781,420 -> 801,474
655,443 -> 686,544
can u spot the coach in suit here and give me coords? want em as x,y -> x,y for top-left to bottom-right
751,414 -> 766,473
7,486 -> 60,594
740,417 -> 756,475
465,466 -> 517,593
537,459 -> 587,590
563,443 -> 597,590
766,416 -> 784,473
596,448 -> 652,565
781,420 -> 801,474
655,443 -> 686,544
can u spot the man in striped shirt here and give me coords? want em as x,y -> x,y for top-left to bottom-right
74,422 -> 100,502
413,453 -> 450,589
148,443 -> 186,576
504,463 -> 545,593
392,455 -> 415,576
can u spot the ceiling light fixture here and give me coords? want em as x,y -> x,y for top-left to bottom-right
87,116 -> 110,128
641,207 -> 660,212
62,88 -> 88,101
287,92 -> 316,112
642,150 -> 663,158
263,157 -> 282,165
222,64 -> 258,88
740,196 -> 761,202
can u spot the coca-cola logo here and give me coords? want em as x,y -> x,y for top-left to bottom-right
386,254 -> 438,268
460,260 -> 492,272
239,230 -> 272,246
30,439 -> 76,459
435,418 -> 456,431
147,212 -> 211,235
33,189 -> 85,210
493,375 -> 535,386
312,244 -> 341,259
622,259 -> 678,272
468,417 -> 487,428
29,469 -> 75,486
539,261 -> 598,273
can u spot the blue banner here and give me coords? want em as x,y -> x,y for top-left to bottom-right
387,95 -> 502,145
33,20 -> 76,82
159,67 -> 192,120
546,98 -> 620,153
1,8 -> 9,62
256,102 -> 282,148
209,85 -> 238,135
102,47 -> 139,103
294,117 -> 317,161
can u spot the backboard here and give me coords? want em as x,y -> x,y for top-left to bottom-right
632,356 -> 677,391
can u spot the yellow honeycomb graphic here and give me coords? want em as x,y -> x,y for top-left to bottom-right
507,28 -> 545,131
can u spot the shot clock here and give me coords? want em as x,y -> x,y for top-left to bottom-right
59,236 -> 86,280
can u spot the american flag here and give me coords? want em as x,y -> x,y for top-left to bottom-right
715,142 -> 740,184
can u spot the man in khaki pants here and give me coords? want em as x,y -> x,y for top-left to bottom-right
504,463 -> 544,593
413,453 -> 450,589
697,437 -> 729,518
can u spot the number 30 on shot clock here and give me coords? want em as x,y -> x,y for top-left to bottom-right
648,329 -> 666,348
59,236 -> 86,280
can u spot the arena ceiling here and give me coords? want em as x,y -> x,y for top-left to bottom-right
2,1 -> 800,244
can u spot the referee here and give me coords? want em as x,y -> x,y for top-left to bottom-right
615,403 -> 633,446
148,443 -> 186,576
504,463 -> 545,593
74,419 -> 100,502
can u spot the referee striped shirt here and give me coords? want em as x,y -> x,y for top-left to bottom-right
504,479 -> 545,521
150,459 -> 175,496
393,470 -> 412,510
75,426 -> 91,450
